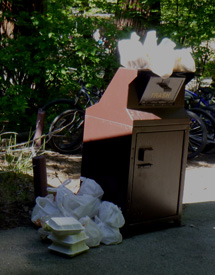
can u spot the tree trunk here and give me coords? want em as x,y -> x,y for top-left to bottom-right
115,0 -> 161,35
1,0 -> 46,37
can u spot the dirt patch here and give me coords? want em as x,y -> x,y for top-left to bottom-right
0,151 -> 82,230
0,172 -> 35,229
44,151 -> 82,186
187,149 -> 215,169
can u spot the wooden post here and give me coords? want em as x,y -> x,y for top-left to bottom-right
33,108 -> 45,148
32,155 -> 48,198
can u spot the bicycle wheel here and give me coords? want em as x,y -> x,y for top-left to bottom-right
190,107 -> 215,144
201,105 -> 215,121
186,110 -> 207,159
41,98 -> 82,135
48,109 -> 85,154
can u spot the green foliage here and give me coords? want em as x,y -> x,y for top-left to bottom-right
0,0 -> 119,133
0,170 -> 34,204
0,133 -> 34,174
1,0 -> 215,134
159,0 -> 215,80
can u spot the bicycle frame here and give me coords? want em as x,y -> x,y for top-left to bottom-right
74,84 -> 102,108
33,81 -> 103,153
185,90 -> 210,108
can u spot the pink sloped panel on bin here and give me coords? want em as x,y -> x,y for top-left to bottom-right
83,68 -> 160,142
84,115 -> 133,141
86,68 -> 137,122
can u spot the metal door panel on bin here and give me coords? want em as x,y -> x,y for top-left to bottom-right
128,129 -> 184,224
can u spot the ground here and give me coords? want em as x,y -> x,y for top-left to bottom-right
0,149 -> 214,230
0,151 -> 82,229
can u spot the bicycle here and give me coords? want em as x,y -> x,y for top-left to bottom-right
185,87 -> 215,156
47,87 -> 209,159
41,80 -> 103,154
185,87 -> 215,109
185,86 -> 215,120
36,82 -> 212,157
186,110 -> 208,159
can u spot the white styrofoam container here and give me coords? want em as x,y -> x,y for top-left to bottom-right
48,242 -> 89,257
48,231 -> 88,246
47,217 -> 84,235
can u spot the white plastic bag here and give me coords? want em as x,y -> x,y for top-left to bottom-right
98,201 -> 125,228
50,179 -> 101,219
149,37 -> 176,79
142,30 -> 157,69
117,30 -> 196,79
118,30 -> 177,78
79,216 -> 103,247
95,216 -> 123,245
174,47 -> 196,72
48,180 -> 77,217
70,194 -> 101,219
31,194 -> 62,227
79,177 -> 104,199
118,32 -> 148,69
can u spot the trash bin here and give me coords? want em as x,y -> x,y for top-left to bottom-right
81,68 -> 194,232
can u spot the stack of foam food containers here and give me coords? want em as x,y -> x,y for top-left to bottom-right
46,217 -> 89,257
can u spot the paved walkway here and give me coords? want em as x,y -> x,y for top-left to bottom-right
1,155 -> 215,275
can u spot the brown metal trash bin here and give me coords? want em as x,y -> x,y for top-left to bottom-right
81,68 -> 194,233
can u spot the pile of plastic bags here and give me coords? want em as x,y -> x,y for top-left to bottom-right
118,30 -> 196,79
31,177 -> 125,246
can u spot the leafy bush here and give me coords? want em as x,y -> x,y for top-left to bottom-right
1,0 -> 215,134
160,0 -> 215,83
0,0 -> 120,133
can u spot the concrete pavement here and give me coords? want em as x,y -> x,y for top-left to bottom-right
1,157 -> 215,275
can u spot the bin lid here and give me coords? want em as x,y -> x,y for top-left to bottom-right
139,77 -> 185,104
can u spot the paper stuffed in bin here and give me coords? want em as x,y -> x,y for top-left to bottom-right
118,30 -> 196,79
118,32 -> 148,69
